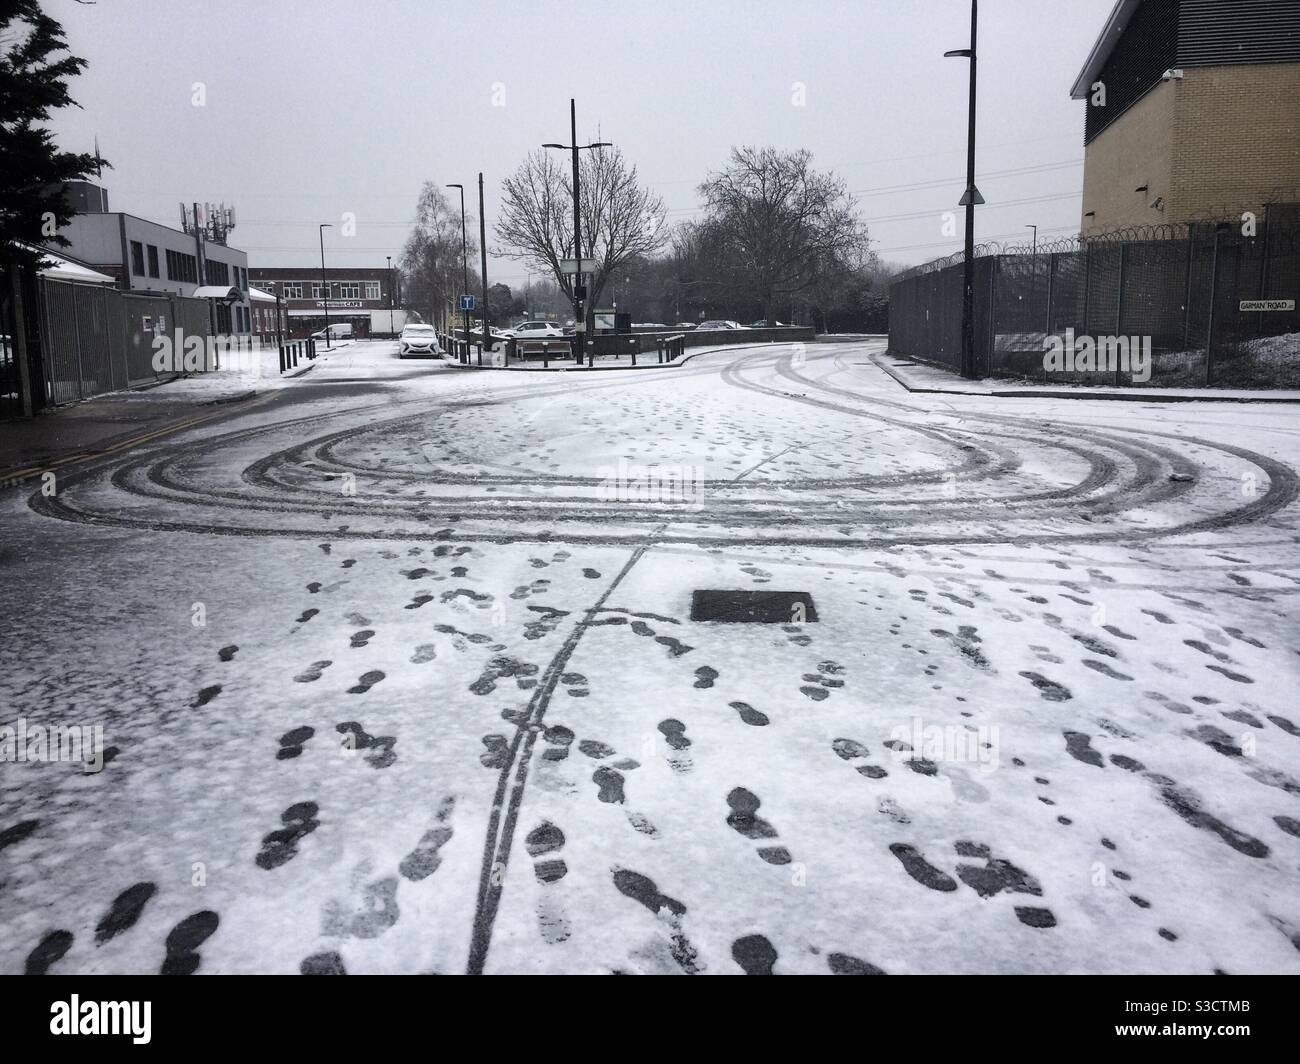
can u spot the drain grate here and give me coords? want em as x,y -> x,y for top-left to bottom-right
690,589 -> 818,624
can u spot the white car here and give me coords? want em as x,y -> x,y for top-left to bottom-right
505,321 -> 565,339
696,320 -> 745,331
398,324 -> 439,358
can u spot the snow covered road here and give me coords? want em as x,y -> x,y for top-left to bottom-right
2,339 -> 1299,974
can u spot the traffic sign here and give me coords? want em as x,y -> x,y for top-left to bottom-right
560,258 -> 597,276
459,295 -> 476,311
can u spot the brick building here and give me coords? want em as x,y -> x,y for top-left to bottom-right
1071,0 -> 1300,234
249,266 -> 399,339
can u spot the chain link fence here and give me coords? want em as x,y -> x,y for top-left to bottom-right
889,212 -> 1300,389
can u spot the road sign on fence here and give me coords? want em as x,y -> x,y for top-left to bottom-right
1239,299 -> 1295,312
459,295 -> 476,311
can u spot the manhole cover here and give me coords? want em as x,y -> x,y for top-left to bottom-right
690,590 -> 818,624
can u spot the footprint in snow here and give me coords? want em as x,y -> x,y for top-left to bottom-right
726,787 -> 791,865
161,911 -> 220,974
294,660 -> 332,683
526,821 -> 571,944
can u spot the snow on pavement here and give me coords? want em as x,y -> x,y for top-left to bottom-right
1,338 -> 1299,974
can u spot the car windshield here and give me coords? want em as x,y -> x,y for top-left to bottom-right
403,327 -> 433,334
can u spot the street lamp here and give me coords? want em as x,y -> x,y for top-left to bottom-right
945,0 -> 982,380
319,223 -> 333,350
544,98 -> 612,363
386,255 -> 395,338
446,183 -> 469,359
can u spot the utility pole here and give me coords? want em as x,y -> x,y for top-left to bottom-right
319,223 -> 333,349
543,100 -> 611,364
387,255 -> 395,337
478,172 -> 490,358
946,0 -> 982,380
446,184 -> 469,355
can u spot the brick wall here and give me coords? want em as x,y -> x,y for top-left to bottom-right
1081,62 -> 1300,233
1169,63 -> 1300,220
1081,80 -> 1176,234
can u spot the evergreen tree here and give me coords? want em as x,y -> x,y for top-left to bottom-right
0,0 -> 103,271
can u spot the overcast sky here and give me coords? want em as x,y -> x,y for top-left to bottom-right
44,0 -> 1115,282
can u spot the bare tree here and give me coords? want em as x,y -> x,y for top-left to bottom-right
495,146 -> 667,315
694,147 -> 870,324
400,182 -> 477,330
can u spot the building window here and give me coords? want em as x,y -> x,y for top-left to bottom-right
312,283 -> 332,299
365,281 -> 381,300
339,282 -> 360,299
130,241 -> 145,275
207,259 -> 230,286
165,249 -> 198,284
147,245 -> 160,278
282,283 -> 302,299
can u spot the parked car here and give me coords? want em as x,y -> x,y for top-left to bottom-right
696,320 -> 745,331
397,323 -> 439,358
311,322 -> 353,341
504,320 -> 565,339
748,320 -> 786,327
673,322 -> 698,330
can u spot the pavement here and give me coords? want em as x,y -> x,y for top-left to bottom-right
0,344 -> 321,484
874,351 -> 1300,403
2,337 -> 1299,975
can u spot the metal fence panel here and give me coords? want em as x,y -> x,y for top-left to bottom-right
889,219 -> 1300,389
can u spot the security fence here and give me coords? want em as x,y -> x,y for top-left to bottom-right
889,213 -> 1300,388
0,266 -> 217,415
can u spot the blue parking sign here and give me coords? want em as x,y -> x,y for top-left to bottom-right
459,295 -> 475,311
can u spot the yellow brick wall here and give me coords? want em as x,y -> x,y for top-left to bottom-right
1081,62 -> 1300,234
1080,81 -> 1176,234
1169,63 -> 1300,221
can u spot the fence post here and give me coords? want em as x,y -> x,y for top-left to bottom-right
1114,243 -> 1127,386
9,268 -> 35,417
1081,242 -> 1092,340
985,257 -> 997,378
1205,226 -> 1223,387
1256,211 -> 1272,342
1044,253 -> 1055,338
1182,225 -> 1196,349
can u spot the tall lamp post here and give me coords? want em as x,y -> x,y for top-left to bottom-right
386,255 -> 395,338
544,99 -> 611,363
945,0 -> 982,380
446,183 -> 469,356
478,172 -> 490,360
319,223 -> 333,350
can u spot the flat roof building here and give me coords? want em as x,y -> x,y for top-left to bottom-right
1071,0 -> 1300,235
47,183 -> 253,335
